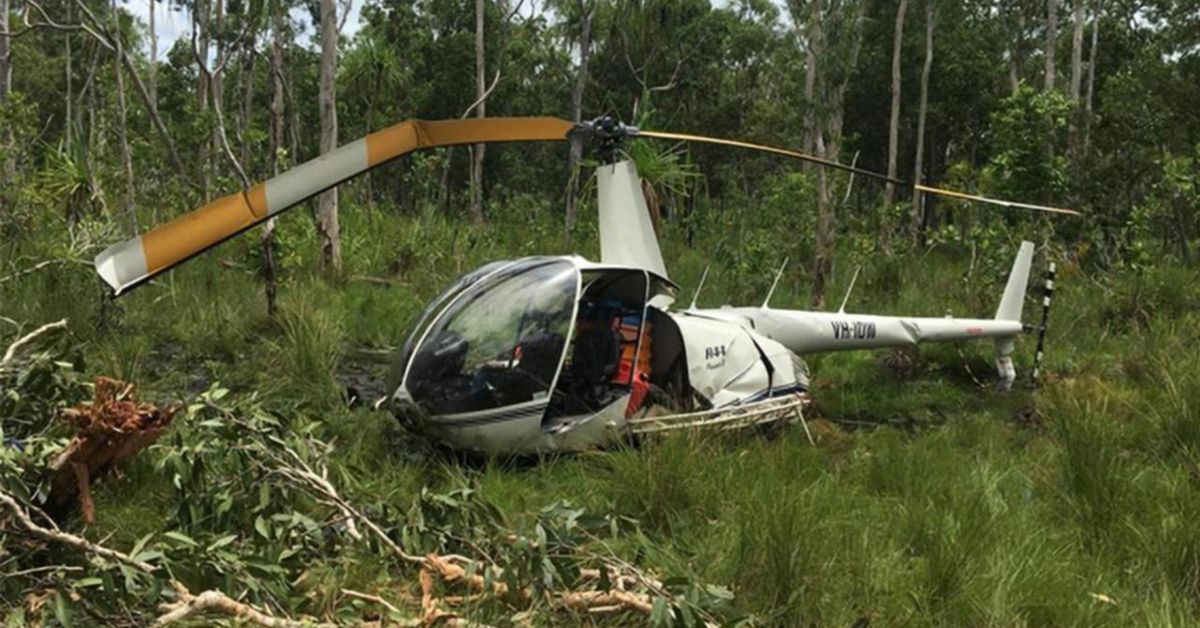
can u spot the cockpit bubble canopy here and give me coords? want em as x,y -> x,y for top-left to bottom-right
403,258 -> 578,416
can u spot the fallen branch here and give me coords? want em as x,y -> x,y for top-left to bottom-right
0,490 -> 156,573
1,319 -> 67,368
0,489 -> 323,627
156,581 -> 332,627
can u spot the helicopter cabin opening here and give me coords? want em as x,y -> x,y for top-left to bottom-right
395,256 -> 692,432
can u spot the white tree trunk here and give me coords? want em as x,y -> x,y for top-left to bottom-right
317,0 -> 341,271
1069,0 -> 1084,101
1083,2 -> 1099,153
1044,0 -> 1058,92
0,0 -> 11,181
148,0 -> 156,106
113,0 -> 136,233
1008,11 -> 1024,94
470,0 -> 487,221
564,0 -> 593,236
884,0 -> 909,207
911,0 -> 934,239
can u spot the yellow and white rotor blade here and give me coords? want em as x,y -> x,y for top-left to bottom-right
94,117 -> 574,294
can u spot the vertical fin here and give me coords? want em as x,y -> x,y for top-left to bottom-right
762,258 -> 789,309
597,160 -> 669,278
995,241 -> 1035,321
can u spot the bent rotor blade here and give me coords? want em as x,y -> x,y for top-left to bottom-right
913,184 -> 1081,216
638,129 -> 1081,217
636,130 -> 907,186
94,117 -> 574,295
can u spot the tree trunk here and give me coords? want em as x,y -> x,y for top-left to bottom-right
65,1 -> 73,147
884,0 -> 908,208
469,0 -> 486,221
262,5 -> 286,320
0,0 -> 12,182
148,0 -> 156,106
316,0 -> 341,272
212,0 -> 225,183
1008,12 -> 1024,94
1044,0 -> 1057,92
811,127 -> 832,308
112,0 -> 135,233
564,0 -> 593,237
911,0 -> 934,241
197,0 -> 213,199
1083,2 -> 1099,153
801,0 -> 821,159
239,46 -> 254,169
1069,0 -> 1083,101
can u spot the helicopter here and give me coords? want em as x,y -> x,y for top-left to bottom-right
93,116 -> 1075,455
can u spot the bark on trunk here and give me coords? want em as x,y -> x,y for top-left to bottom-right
1008,12 -> 1024,94
884,0 -> 909,207
801,0 -> 821,159
211,0 -> 225,183
316,0 -> 342,272
196,0 -> 212,199
1083,2 -> 1099,153
811,127 -> 832,308
148,0 -> 156,106
0,0 -> 11,182
1069,0 -> 1083,101
911,0 -> 934,241
470,0 -> 487,221
262,5 -> 286,320
564,0 -> 593,237
65,1 -> 73,146
112,0 -> 135,233
1044,0 -> 1057,92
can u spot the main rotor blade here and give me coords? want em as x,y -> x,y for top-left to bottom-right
94,117 -> 573,294
638,129 -> 1081,217
636,129 -> 907,186
913,184 -> 1082,216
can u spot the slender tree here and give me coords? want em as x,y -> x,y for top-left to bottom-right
910,0 -> 934,240
1083,1 -> 1099,153
0,0 -> 11,181
262,0 -> 287,318
113,0 -> 136,232
564,0 -> 594,236
148,0 -> 157,105
316,0 -> 342,271
1044,0 -> 1057,91
469,0 -> 486,221
1069,0 -> 1083,101
884,0 -> 909,208
1008,11 -> 1025,94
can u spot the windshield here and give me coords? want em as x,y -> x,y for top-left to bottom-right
405,259 -> 577,415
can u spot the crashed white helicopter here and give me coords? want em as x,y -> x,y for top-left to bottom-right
94,116 -> 1074,455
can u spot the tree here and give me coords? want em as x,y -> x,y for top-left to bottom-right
884,0 -> 908,208
1069,0 -> 1083,101
112,0 -> 135,232
910,0 -> 934,239
564,0 -> 594,237
0,0 -> 11,181
316,0 -> 341,272
469,0 -> 486,222
1044,0 -> 1057,91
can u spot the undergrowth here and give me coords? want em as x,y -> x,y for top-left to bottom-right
2,192 -> 1199,625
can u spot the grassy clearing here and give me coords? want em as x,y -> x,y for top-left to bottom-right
3,195 -> 1199,625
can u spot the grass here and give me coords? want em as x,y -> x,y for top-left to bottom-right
3,190 -> 1200,625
